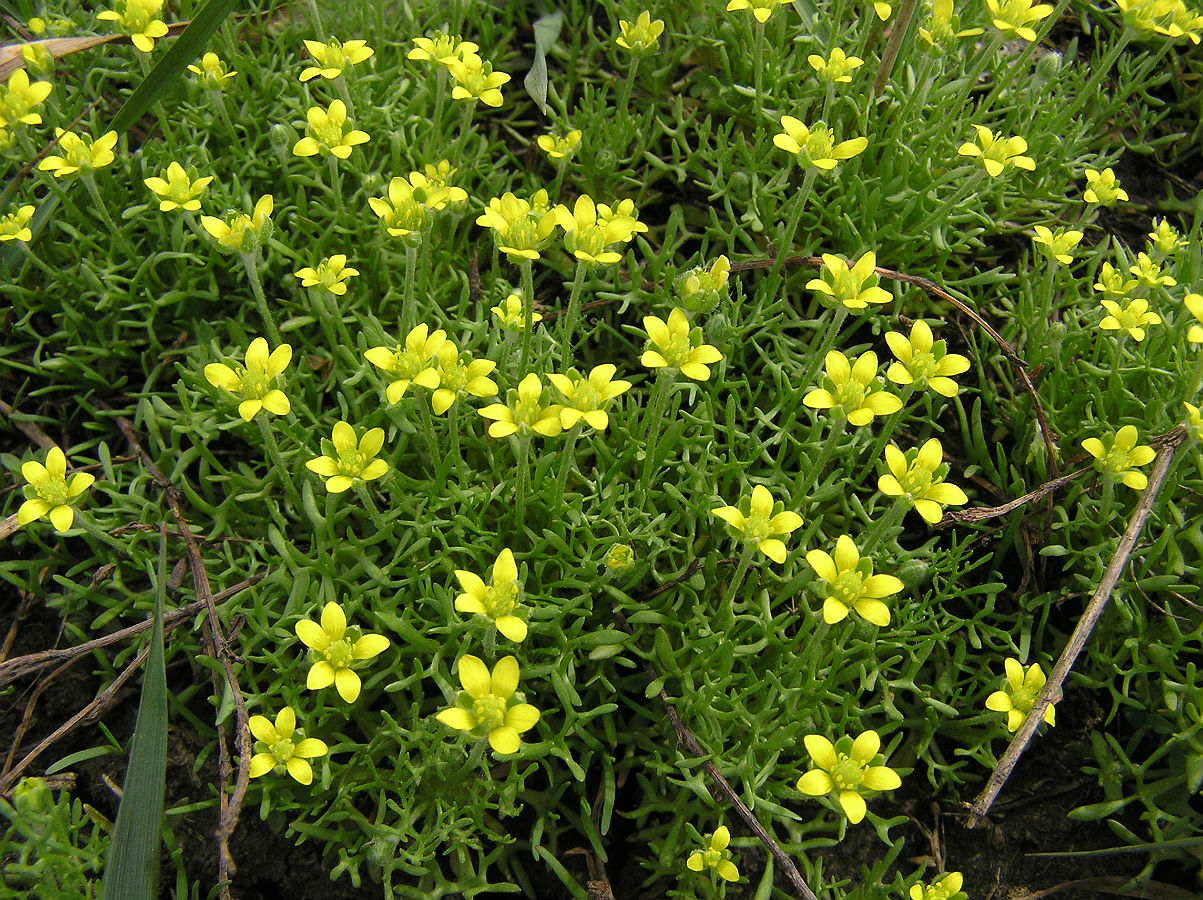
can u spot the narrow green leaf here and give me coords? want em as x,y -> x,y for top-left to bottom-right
523,10 -> 562,117
44,744 -> 122,775
102,528 -> 169,900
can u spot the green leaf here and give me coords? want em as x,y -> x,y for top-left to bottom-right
523,10 -> 562,117
102,528 -> 170,900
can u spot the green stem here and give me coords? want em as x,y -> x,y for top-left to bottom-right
431,68 -> 448,150
519,259 -> 536,375
257,417 -> 304,514
78,512 -> 129,555
559,261 -> 587,363
17,242 -> 58,279
514,435 -> 531,532
334,74 -> 356,120
872,0 -> 920,98
954,30 -> 1006,110
402,244 -> 418,335
419,400 -> 441,479
302,0 -> 323,34
327,155 -> 343,216
723,546 -> 755,611
453,102 -> 476,161
449,403 -> 466,480
854,385 -> 915,484
861,501 -> 907,555
639,375 -> 676,489
792,418 -> 845,500
797,306 -> 849,403
618,57 -> 639,114
753,21 -> 765,117
914,168 -> 987,235
353,482 -> 390,536
974,0 -> 1074,116
209,90 -> 237,139
240,251 -> 282,345
82,173 -> 135,258
765,167 -> 819,308
552,427 -> 579,507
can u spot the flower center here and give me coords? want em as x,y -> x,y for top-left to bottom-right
904,350 -> 938,381
336,448 -> 373,476
239,367 -> 270,400
831,754 -> 866,790
270,737 -> 296,764
488,579 -> 518,616
833,379 -> 868,412
513,394 -> 545,429
662,334 -> 693,368
742,511 -> 772,542
472,693 -> 507,730
803,126 -> 836,164
323,638 -> 353,669
899,463 -> 934,497
830,571 -> 866,606
311,118 -> 345,150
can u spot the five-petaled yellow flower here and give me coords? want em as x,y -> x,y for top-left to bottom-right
641,308 -> 724,381
292,99 -> 370,160
479,373 -> 563,438
144,161 -> 213,212
806,534 -> 903,626
455,548 -> 528,642
985,658 -> 1056,733
884,320 -> 971,398
957,125 -> 1036,178
0,69 -> 53,127
808,47 -> 863,83
919,0 -> 983,49
188,52 -> 236,90
369,177 -> 432,243
548,365 -> 632,432
0,204 -> 35,243
555,194 -> 642,266
447,53 -> 510,108
305,421 -> 389,493
203,337 -> 292,422
1098,297 -> 1161,342
429,344 -> 498,415
247,707 -> 327,785
295,601 -> 390,703
796,730 -> 902,824
616,11 -> 665,54
1128,252 -> 1175,287
365,324 -> 448,404
476,190 -> 557,262
1147,218 -> 1184,255
1083,167 -> 1128,205
1081,425 -> 1155,490
492,292 -> 543,331
686,825 -> 740,882
536,129 -> 582,161
436,654 -> 541,754
807,252 -> 891,310
878,438 -> 969,523
985,0 -> 1054,41
774,117 -> 868,171
1093,261 -> 1136,298
38,128 -> 119,179
1032,225 -> 1083,266
97,0 -> 168,53
726,0 -> 785,23
299,37 -> 374,82
201,194 -> 274,254
804,350 -> 902,426
17,447 -> 95,532
910,872 -> 967,900
712,484 -> 804,564
294,255 -> 359,295
408,32 -> 479,67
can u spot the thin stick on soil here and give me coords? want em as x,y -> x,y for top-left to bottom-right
614,557 -> 820,900
967,427 -> 1187,828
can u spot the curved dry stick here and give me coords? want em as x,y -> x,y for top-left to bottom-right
967,427 -> 1187,827
940,468 -> 1090,525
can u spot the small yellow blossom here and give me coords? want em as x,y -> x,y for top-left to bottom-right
97,0 -> 168,54
364,324 -> 447,404
873,1 -> 893,20
295,601 -> 390,703
808,47 -> 863,83
878,438 -> 969,523
0,69 -> 52,127
299,37 -> 374,82
536,128 -> 582,161
686,825 -> 740,882
807,252 -> 891,311
1147,218 -> 1184,255
919,0 -> 984,48
38,128 -> 119,179
596,198 -> 648,242
555,194 -> 641,266
1128,252 -> 1175,287
884,320 -> 970,398
17,447 -> 95,532
1081,425 -> 1155,490
369,177 -> 431,243
476,190 -> 557,262
1032,225 -> 1083,265
1114,0 -> 1202,43
21,43 -> 55,78
712,484 -> 804,564
616,11 -> 665,54
478,373 -> 563,438
1093,261 -> 1137,298
187,52 -> 236,90
1184,293 -> 1203,343
203,337 -> 292,422
429,343 -> 498,415
436,655 -> 541,754
408,32 -> 479,67
305,421 -> 389,494
408,161 -> 468,208
641,307 -> 724,381
774,116 -> 868,171
804,350 -> 902,426
806,534 -> 902,626
677,255 -> 731,314
454,548 -> 528,642
796,731 -> 902,824
143,161 -> 213,212
548,365 -> 632,431
985,0 -> 1054,41
957,125 -> 1036,178
985,658 -> 1056,732
0,204 -> 35,243
294,255 -> 359,296
247,707 -> 327,785
447,52 -> 510,108
605,544 -> 635,572
492,292 -> 543,331
292,99 -> 370,160
1083,167 -> 1128,205
910,872 -> 967,900
201,194 -> 274,254
1184,402 -> 1203,443
1098,297 -> 1161,341
726,0 -> 785,23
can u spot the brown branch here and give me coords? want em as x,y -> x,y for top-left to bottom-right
117,417 -> 251,897
614,559 -> 819,900
967,426 -> 1187,827
940,468 -> 1091,525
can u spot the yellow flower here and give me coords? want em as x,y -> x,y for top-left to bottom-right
537,128 -> 582,161
38,128 -> 119,179
476,190 -> 557,262
686,825 -> 740,882
1031,225 -> 1083,265
774,116 -> 868,171
1092,261 -> 1137,298
436,655 -> 541,754
408,32 -> 479,67
299,37 -> 374,82
957,125 -> 1036,178
447,52 -> 510,108
1184,293 -> 1203,344
17,447 -> 95,532
97,0 -> 168,53
21,43 -> 55,78
292,99 -> 370,160
918,0 -> 983,49
1098,297 -> 1161,342
305,421 -> 389,494
616,11 -> 664,54
492,292 -> 543,331
478,373 -> 563,438
984,0 -> 1054,41
595,198 -> 648,242
407,162 -> 468,209
795,731 -> 902,824
0,204 -> 35,243
1083,167 -> 1128,205
677,255 -> 731,314
878,438 -> 968,523
247,707 -> 327,785
187,52 -> 236,90
806,535 -> 902,626
1147,217 -> 1184,255
1184,402 -> 1203,443
203,337 -> 292,422
808,47 -> 863,83
294,254 -> 359,296
804,350 -> 902,426
554,194 -> 639,266
429,343 -> 498,415
548,365 -> 632,431
641,307 -> 724,381
454,549 -> 528,642
985,658 -> 1055,732
1128,252 -> 1175,287
364,324 -> 447,404
807,252 -> 891,310
884,320 -> 970,398
143,161 -> 213,212
726,0 -> 785,23
872,1 -> 893,20
910,872 -> 966,900
200,194 -> 274,254
1081,425 -> 1155,490
368,177 -> 431,243
295,601 -> 390,703
0,69 -> 53,127
712,484 -> 804,564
